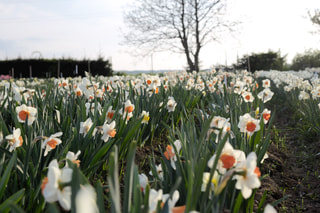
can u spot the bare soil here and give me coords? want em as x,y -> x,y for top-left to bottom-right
256,114 -> 320,212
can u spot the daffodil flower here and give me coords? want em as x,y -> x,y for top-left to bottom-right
16,104 -> 37,125
74,87 -> 83,97
209,116 -> 232,143
106,106 -> 115,122
85,102 -> 102,116
12,84 -> 33,102
148,83 -> 159,96
79,118 -> 96,136
5,128 -> 23,152
162,190 -> 183,213
262,108 -> 271,124
79,78 -> 95,100
124,99 -> 135,114
242,91 -> 254,102
233,152 -> 261,199
41,159 -> 72,211
298,90 -> 310,100
42,132 -> 63,156
233,80 -> 247,94
66,150 -> 81,167
76,184 -> 99,213
238,113 -> 261,136
101,121 -> 116,142
164,140 -> 181,170
119,100 -> 135,121
94,88 -> 104,98
166,96 -> 177,112
264,204 -> 277,213
311,85 -> 320,99
138,173 -> 149,193
149,164 -> 164,181
262,79 -> 271,88
201,171 -> 220,198
148,189 -> 163,213
257,88 -> 274,103
207,141 -> 245,174
140,110 -> 150,124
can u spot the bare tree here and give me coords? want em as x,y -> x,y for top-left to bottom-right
308,9 -> 320,34
122,0 -> 237,72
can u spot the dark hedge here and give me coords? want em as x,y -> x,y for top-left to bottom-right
0,58 -> 113,78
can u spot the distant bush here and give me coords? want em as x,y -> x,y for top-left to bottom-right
234,50 -> 288,72
0,57 -> 113,78
291,49 -> 320,71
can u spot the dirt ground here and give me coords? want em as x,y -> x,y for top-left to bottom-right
256,115 -> 320,212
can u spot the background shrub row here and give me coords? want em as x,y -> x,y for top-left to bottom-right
0,57 -> 113,78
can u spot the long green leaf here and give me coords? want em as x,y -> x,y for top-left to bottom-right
0,151 -> 17,199
232,192 -> 243,213
96,181 -> 106,213
107,146 -> 121,213
0,188 -> 25,213
90,141 -> 114,167
123,141 -> 137,213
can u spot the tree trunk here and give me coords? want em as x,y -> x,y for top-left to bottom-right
186,52 -> 196,72
180,0 -> 196,72
193,0 -> 201,72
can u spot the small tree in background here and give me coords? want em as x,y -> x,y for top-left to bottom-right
234,50 -> 287,72
291,49 -> 320,70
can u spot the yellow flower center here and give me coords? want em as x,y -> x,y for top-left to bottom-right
143,115 -> 150,122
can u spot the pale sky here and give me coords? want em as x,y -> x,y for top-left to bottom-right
0,0 -> 319,71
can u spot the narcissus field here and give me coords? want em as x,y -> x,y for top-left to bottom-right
0,69 -> 319,213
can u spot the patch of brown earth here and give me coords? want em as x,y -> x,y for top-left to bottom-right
257,128 -> 320,212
